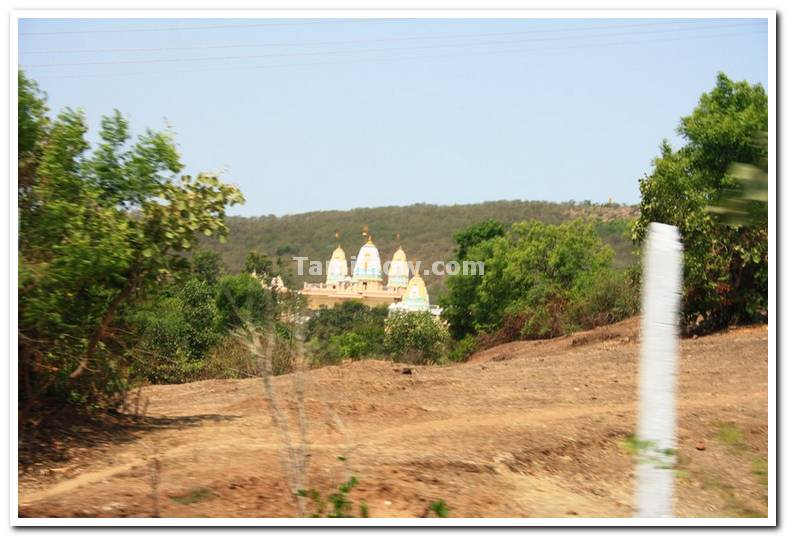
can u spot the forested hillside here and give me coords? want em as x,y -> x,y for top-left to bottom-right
205,200 -> 639,297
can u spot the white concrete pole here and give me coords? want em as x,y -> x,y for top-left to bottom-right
636,222 -> 683,518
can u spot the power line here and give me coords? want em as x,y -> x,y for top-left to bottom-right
19,19 -> 741,55
22,21 -> 762,69
18,18 -> 368,36
29,29 -> 763,80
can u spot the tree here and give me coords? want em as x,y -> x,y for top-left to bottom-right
304,301 -> 387,364
384,311 -> 449,364
633,72 -> 767,332
215,273 -> 273,329
244,250 -> 273,279
441,219 -> 634,341
191,249 -> 224,284
453,218 -> 505,260
130,278 -> 223,383
18,70 -> 244,410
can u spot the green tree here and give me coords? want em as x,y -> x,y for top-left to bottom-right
244,250 -> 273,278
383,311 -> 449,364
18,71 -> 244,410
215,273 -> 273,329
441,219 -> 635,341
303,301 -> 387,364
633,72 -> 767,332
191,249 -> 224,284
130,278 -> 223,383
453,218 -> 505,260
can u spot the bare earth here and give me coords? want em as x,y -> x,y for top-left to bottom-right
19,318 -> 768,518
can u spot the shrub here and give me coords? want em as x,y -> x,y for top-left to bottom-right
384,311 -> 449,364
446,335 -> 477,362
569,267 -> 640,329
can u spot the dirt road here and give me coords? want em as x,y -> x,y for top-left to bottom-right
18,318 -> 769,518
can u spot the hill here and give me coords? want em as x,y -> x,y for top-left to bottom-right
19,320 -> 767,518
205,200 -> 639,297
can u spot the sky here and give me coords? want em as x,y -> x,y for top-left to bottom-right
18,17 -> 769,217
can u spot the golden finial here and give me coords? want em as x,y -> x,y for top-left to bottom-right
362,225 -> 372,243
396,232 -> 401,244
335,231 -> 340,247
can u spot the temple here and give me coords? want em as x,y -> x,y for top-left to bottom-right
300,228 -> 440,316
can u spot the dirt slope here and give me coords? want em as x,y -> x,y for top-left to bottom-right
19,318 -> 769,518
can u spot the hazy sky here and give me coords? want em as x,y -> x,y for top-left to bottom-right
19,17 -> 768,217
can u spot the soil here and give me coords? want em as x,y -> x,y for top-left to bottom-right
18,317 -> 769,519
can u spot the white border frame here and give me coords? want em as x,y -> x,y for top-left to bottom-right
10,8 -> 776,527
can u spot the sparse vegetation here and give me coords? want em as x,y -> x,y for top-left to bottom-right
170,487 -> 216,505
297,476 -> 369,518
715,422 -> 745,449
428,499 -> 450,518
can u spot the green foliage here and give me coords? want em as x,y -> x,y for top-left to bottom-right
190,249 -> 224,284
441,219 -> 638,343
18,71 -> 243,410
633,73 -> 767,333
244,250 -> 273,277
305,301 -> 387,364
215,273 -> 274,330
297,476 -> 368,518
453,218 -> 505,260
446,335 -> 477,363
383,311 -> 449,364
715,422 -> 745,448
130,278 -> 223,383
429,499 -> 450,518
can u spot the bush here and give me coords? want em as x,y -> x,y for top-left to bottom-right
446,335 -> 477,362
384,311 -> 449,364
570,267 -> 640,329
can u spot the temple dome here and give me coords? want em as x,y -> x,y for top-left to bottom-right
401,274 -> 430,311
326,246 -> 349,285
352,237 -> 383,282
387,247 -> 409,288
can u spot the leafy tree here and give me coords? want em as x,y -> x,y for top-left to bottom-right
244,250 -> 273,278
633,73 -> 767,332
215,273 -> 274,329
130,278 -> 223,383
191,249 -> 224,284
383,311 -> 449,363
304,301 -> 387,364
18,71 -> 244,410
441,219 -> 636,342
453,218 -> 505,260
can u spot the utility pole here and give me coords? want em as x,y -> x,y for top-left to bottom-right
636,222 -> 683,518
